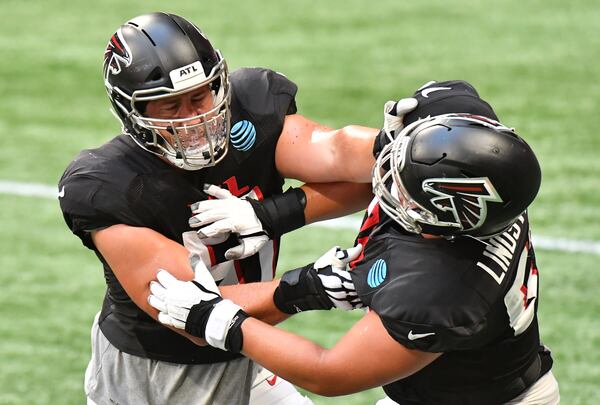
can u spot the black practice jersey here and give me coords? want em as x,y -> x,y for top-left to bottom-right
59,68 -> 297,364
349,199 -> 553,405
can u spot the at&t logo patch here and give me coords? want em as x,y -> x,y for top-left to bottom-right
230,120 -> 256,151
367,259 -> 387,288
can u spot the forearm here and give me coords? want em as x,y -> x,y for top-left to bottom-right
220,279 -> 289,325
240,318 -> 355,396
246,181 -> 371,239
150,288 -> 442,396
239,311 -> 440,397
301,182 -> 372,224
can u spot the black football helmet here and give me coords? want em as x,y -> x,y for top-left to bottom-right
373,114 -> 541,237
103,12 -> 230,170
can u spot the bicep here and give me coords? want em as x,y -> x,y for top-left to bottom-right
91,224 -> 193,319
92,225 -> 286,326
320,310 -> 441,394
275,114 -> 377,183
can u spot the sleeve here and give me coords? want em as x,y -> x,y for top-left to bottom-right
58,171 -> 150,250
351,235 -> 493,353
230,67 -> 298,133
371,277 -> 493,352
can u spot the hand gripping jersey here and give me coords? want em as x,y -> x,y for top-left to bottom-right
350,200 -> 553,405
59,68 -> 297,364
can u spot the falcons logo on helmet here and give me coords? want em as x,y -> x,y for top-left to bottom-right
104,29 -> 132,76
422,177 -> 503,231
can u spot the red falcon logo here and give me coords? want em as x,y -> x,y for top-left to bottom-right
422,177 -> 503,232
104,29 -> 132,76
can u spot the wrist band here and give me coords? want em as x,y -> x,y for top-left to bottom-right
273,264 -> 333,314
203,299 -> 249,353
247,187 -> 306,238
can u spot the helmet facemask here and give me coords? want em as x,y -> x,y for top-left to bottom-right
373,119 -> 438,234
110,55 -> 230,171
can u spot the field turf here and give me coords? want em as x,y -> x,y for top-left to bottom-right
1,0 -> 599,403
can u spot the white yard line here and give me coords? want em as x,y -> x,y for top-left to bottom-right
3,180 -> 599,256
0,180 -> 59,199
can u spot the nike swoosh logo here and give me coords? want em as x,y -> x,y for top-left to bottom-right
57,186 -> 65,198
266,375 -> 278,386
421,87 -> 451,98
408,330 -> 436,340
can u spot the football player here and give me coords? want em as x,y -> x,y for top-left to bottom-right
148,108 -> 560,402
58,12 -> 405,405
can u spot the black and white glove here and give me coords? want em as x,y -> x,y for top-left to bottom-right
148,255 -> 248,353
189,185 -> 269,261
273,244 -> 364,313
373,98 -> 418,158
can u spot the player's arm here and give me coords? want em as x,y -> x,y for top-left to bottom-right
190,183 -> 372,260
301,181 -> 372,223
275,114 -> 378,183
217,243 -> 365,324
274,99 -> 418,184
91,224 -> 287,328
241,310 -> 441,396
149,268 -> 440,397
148,243 -> 364,343
257,105 -> 417,225
148,245 -> 430,394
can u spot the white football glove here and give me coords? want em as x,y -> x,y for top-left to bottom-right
382,97 -> 419,142
314,244 -> 364,310
189,184 -> 269,260
148,255 -> 221,329
148,255 -> 247,351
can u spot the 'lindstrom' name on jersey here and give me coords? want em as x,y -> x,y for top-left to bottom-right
476,215 -> 526,285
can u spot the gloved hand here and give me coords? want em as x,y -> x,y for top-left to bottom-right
189,185 -> 269,260
373,98 -> 418,157
273,244 -> 364,313
148,255 -> 248,352
313,245 -> 365,310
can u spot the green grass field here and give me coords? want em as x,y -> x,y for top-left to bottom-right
1,0 -> 599,403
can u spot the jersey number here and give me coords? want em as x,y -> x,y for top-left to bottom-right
503,241 -> 538,336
